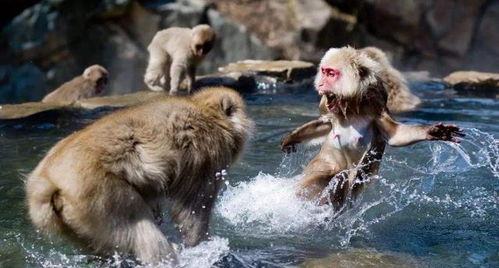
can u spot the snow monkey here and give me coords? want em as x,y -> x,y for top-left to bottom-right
26,86 -> 253,265
42,65 -> 108,104
144,24 -> 216,95
280,47 -> 464,211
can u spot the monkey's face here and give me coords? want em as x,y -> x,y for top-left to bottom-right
95,75 -> 108,94
315,47 -> 383,114
192,40 -> 214,57
191,25 -> 216,57
83,65 -> 109,95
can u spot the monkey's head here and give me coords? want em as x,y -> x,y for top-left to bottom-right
193,87 -> 254,150
315,47 -> 387,116
191,24 -> 216,57
83,65 -> 109,94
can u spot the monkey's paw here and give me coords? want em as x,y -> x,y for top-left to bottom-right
427,123 -> 465,143
280,135 -> 297,154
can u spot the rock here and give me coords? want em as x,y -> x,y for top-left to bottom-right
0,102 -> 64,120
300,249 -> 424,268
478,2 -> 499,56
0,64 -> 47,104
75,91 -> 165,109
444,71 -> 499,86
444,71 -> 499,98
0,91 -> 166,120
218,60 -> 315,81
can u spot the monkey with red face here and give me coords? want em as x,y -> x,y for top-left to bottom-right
281,47 -> 464,211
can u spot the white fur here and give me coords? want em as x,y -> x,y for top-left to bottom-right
314,47 -> 384,98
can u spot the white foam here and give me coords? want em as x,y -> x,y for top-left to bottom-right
216,173 -> 334,233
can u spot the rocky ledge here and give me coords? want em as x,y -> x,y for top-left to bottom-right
444,71 -> 499,98
0,60 -> 316,120
0,91 -> 165,120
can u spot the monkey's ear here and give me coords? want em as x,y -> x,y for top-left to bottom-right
220,96 -> 235,116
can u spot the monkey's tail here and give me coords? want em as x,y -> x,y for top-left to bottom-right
26,176 -> 67,235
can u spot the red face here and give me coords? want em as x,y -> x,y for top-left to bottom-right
317,67 -> 340,94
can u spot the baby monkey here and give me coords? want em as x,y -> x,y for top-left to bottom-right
144,24 -> 216,95
281,47 -> 464,211
42,65 -> 108,104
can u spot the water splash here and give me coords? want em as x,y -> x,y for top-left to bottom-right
216,128 -> 499,246
15,233 -> 229,268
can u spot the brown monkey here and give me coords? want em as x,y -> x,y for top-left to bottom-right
280,47 -> 463,211
144,24 -> 216,95
42,65 -> 108,104
26,87 -> 253,264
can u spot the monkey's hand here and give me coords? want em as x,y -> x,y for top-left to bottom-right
426,123 -> 465,143
280,135 -> 297,154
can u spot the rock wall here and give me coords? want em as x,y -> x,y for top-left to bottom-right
211,0 -> 498,75
1,0 -> 497,103
0,0 -> 276,103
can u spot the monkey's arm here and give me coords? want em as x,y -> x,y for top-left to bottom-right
280,118 -> 332,153
186,65 -> 196,94
376,111 -> 464,147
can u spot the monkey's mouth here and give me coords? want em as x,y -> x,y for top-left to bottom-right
325,93 -> 341,113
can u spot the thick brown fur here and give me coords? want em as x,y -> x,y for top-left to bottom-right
144,24 -> 216,95
281,47 -> 463,212
360,46 -> 421,112
42,65 -> 108,104
26,86 -> 253,265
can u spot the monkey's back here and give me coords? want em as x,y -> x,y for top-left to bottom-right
42,76 -> 95,104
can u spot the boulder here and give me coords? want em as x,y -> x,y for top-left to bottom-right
300,249 -> 423,268
218,60 -> 315,81
444,71 -> 499,98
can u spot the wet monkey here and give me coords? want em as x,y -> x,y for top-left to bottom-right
42,65 -> 108,104
26,87 -> 253,265
281,47 -> 464,211
144,24 -> 216,95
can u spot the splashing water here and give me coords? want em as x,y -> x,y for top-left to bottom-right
216,128 -> 499,248
1,88 -> 499,267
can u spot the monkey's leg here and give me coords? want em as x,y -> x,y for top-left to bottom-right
128,216 -> 178,265
62,180 -> 178,265
169,60 -> 187,95
169,192 -> 217,246
145,48 -> 168,91
186,65 -> 196,94
297,157 -> 340,200
281,118 -> 332,153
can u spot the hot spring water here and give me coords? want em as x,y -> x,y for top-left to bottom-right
0,84 -> 497,267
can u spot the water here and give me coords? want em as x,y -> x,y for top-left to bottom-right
0,83 -> 498,267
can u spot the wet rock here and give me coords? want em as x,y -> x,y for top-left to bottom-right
74,91 -> 165,109
194,60 -> 316,93
444,71 -> 499,98
218,60 -> 315,82
300,249 -> 424,268
0,91 -> 165,120
0,102 -> 64,120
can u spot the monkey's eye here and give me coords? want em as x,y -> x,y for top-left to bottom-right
321,67 -> 340,78
195,44 -> 203,51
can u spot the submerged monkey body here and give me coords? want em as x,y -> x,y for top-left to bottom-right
27,87 -> 253,264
